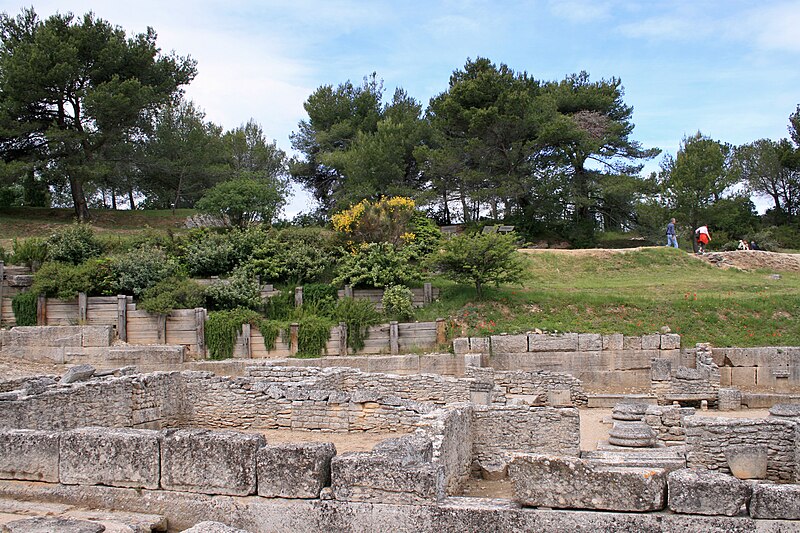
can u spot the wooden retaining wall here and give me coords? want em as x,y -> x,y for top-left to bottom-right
0,263 -> 32,328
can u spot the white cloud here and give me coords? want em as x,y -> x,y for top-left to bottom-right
548,0 -> 614,23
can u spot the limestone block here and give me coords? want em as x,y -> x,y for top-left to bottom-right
463,354 -> 481,368
181,522 -> 250,533
491,334 -> 528,353
730,367 -> 757,387
668,469 -> 750,516
528,333 -> 578,352
469,337 -> 490,353
257,442 -> 336,498
4,517 -> 105,533
0,429 -> 59,482
509,454 -> 666,511
718,388 -> 742,411
107,345 -> 185,364
623,336 -> 642,350
577,334 -> 602,351
161,429 -> 265,496
650,359 -> 672,382
80,326 -> 114,347
602,334 -> 624,351
661,334 -> 681,350
330,452 -> 445,504
547,389 -> 571,407
452,338 -> 470,355
373,434 -> 432,466
59,364 -> 96,385
479,460 -> 508,480
60,427 -> 160,489
749,483 -> 800,520
641,335 -> 661,350
719,367 -> 732,387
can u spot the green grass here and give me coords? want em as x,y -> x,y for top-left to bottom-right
416,247 -> 800,348
0,207 -> 195,248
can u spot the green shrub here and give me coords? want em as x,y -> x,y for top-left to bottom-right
404,213 -> 442,261
111,247 -> 181,297
262,289 -> 294,320
334,297 -> 381,352
204,268 -> 262,311
139,278 -> 206,315
382,285 -> 415,321
47,224 -> 103,265
11,290 -> 37,326
205,308 -> 261,360
295,316 -> 333,357
333,242 -> 422,288
302,284 -> 339,315
178,227 -> 267,277
31,262 -> 89,299
245,239 -> 336,284
11,237 -> 48,270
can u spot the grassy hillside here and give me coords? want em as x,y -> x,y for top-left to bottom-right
0,207 -> 194,246
418,247 -> 800,348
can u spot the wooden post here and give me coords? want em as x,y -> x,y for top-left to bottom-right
436,318 -> 447,345
157,313 -> 167,343
78,292 -> 88,324
338,321 -> 347,356
195,308 -> 206,358
240,323 -> 252,358
390,321 -> 399,355
423,282 -> 432,305
117,295 -> 128,342
37,295 -> 46,325
344,284 -> 353,299
290,323 -> 299,355
0,261 -> 5,327
295,286 -> 303,308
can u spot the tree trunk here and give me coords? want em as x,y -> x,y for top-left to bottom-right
111,189 -> 117,210
128,188 -> 136,210
69,175 -> 91,222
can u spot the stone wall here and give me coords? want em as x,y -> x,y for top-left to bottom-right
712,346 -> 800,390
471,406 -> 580,469
684,415 -> 798,483
642,405 -> 695,447
455,332 -> 686,390
650,344 -> 720,405
417,404 -> 473,493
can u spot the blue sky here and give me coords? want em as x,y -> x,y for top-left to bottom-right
2,1 -> 799,215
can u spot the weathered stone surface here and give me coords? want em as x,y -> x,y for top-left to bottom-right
527,333 -> 578,352
257,442 -> 336,498
59,364 -> 96,385
668,468 -> 750,516
479,460 -> 508,480
749,482 -> 800,519
490,334 -> 528,353
4,517 -> 105,533
452,338 -> 470,355
769,403 -> 800,418
161,429 -> 264,496
0,429 -> 59,482
373,434 -> 432,466
725,445 -> 768,479
21,377 -> 56,396
509,454 -> 666,511
661,334 -> 681,350
608,422 -> 656,448
718,388 -> 742,411
641,334 -> 661,350
330,452 -> 445,504
602,333 -> 623,351
546,389 -> 571,407
181,522 -> 250,533
611,402 -> 648,421
577,334 -> 601,351
60,427 -> 160,489
623,336 -> 642,350
469,337 -> 490,353
650,359 -> 672,381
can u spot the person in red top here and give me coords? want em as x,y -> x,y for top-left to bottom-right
695,225 -> 710,255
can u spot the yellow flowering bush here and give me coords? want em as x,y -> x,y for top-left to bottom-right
331,196 -> 417,246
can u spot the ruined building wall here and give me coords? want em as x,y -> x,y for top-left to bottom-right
684,415 -> 798,483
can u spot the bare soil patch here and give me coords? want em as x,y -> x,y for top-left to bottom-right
702,250 -> 800,272
0,356 -> 62,381
258,428 -> 410,453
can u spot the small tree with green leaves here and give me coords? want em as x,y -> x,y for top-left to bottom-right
432,232 -> 525,298
195,176 -> 287,228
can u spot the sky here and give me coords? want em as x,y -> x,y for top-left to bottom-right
2,0 -> 799,216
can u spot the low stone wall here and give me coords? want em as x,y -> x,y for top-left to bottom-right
650,344 -> 720,405
455,332 -> 686,390
684,415 -> 798,483
471,406 -> 580,469
712,346 -> 800,390
642,405 -> 695,447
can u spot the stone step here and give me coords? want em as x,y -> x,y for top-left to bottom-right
581,450 -> 686,473
587,394 -> 658,408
